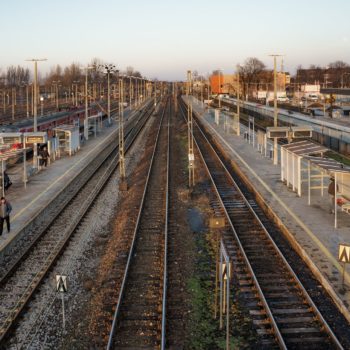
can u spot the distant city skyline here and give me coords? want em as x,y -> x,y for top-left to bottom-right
1,0 -> 349,81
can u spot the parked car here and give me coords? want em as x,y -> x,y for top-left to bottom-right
277,96 -> 289,103
308,94 -> 318,101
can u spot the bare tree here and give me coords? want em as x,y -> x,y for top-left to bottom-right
45,64 -> 63,84
6,65 -> 30,86
328,60 -> 349,69
124,66 -> 142,77
327,61 -> 350,87
62,63 -> 82,85
240,57 -> 266,98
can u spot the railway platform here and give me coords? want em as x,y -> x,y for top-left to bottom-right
185,95 -> 350,323
0,104 -> 147,256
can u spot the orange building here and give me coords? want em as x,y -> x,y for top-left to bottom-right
210,75 -> 225,94
210,74 -> 239,94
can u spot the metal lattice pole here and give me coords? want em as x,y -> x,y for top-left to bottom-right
187,70 -> 195,188
26,58 -> 47,168
269,54 -> 283,165
119,78 -> 126,180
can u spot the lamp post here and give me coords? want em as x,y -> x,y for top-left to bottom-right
26,83 -> 29,117
40,96 -> 44,116
11,87 -> 15,121
341,72 -> 350,89
142,78 -> 145,103
101,64 -> 117,125
198,74 -> 204,104
236,65 -> 241,136
217,69 -> 223,108
72,81 -> 79,107
135,77 -> 140,106
186,70 -> 195,187
52,81 -> 61,110
207,73 -> 211,101
26,58 -> 47,168
129,76 -> 132,109
269,54 -> 283,165
83,66 -> 94,140
118,76 -> 127,190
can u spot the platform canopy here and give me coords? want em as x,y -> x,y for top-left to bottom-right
281,140 -> 328,196
0,147 -> 29,196
0,133 -> 22,144
304,156 -> 350,175
303,155 -> 350,228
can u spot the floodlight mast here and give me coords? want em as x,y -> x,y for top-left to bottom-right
26,58 -> 47,168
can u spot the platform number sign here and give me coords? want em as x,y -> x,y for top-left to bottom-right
338,244 -> 350,288
339,244 -> 350,264
56,275 -> 68,293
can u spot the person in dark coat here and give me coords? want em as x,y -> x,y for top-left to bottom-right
0,196 -> 12,235
40,146 -> 50,167
328,177 -> 338,214
4,171 -> 12,190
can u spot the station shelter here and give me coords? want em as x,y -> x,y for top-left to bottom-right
0,141 -> 30,194
304,156 -> 350,228
53,125 -> 80,157
281,140 -> 350,228
88,112 -> 103,138
281,140 -> 328,197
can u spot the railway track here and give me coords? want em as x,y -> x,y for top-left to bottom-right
179,99 -> 344,349
0,100 -> 155,345
107,97 -> 170,349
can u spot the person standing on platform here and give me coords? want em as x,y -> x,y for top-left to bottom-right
0,196 -> 12,235
328,177 -> 338,214
40,146 -> 50,167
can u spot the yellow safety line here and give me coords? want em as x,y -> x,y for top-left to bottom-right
202,115 -> 350,284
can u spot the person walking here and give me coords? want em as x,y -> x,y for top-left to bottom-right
328,177 -> 338,214
0,196 -> 12,235
4,171 -> 12,190
40,146 -> 50,167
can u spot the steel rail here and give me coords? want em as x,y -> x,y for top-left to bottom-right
179,98 -> 344,350
107,97 -> 169,349
161,100 -> 170,350
0,100 -> 154,286
0,100 -> 155,344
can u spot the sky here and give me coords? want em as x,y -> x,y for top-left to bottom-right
1,0 -> 350,81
